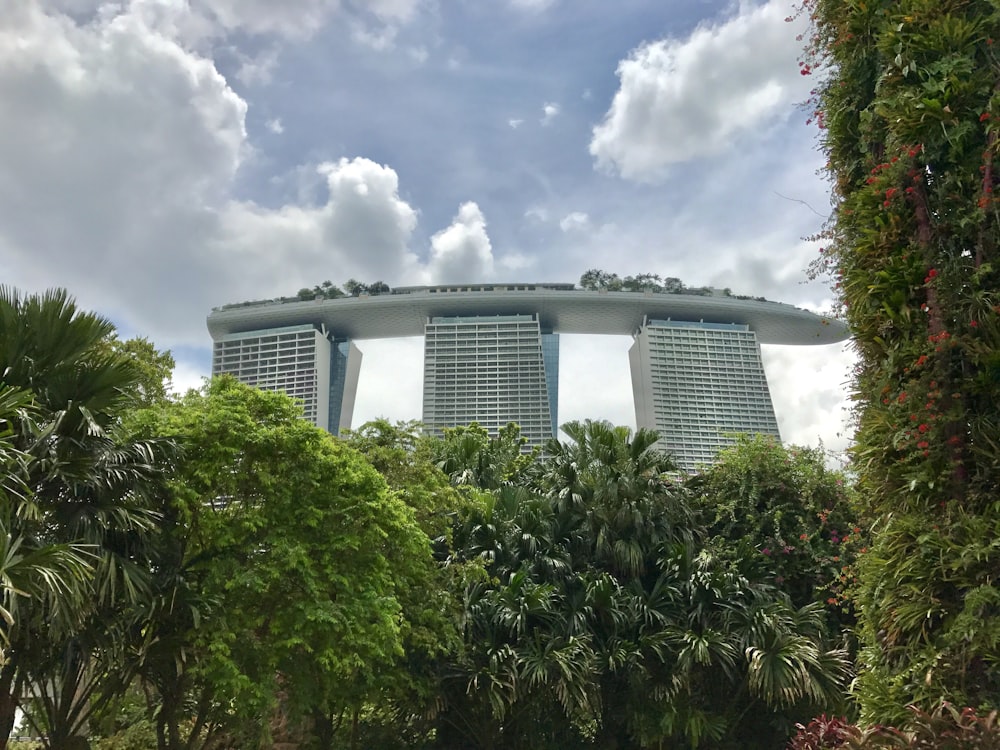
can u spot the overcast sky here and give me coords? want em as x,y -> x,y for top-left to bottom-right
2,0 -> 855,455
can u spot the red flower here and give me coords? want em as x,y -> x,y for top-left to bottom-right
918,423 -> 929,433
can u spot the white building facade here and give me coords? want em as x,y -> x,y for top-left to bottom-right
629,319 -> 780,470
212,324 -> 361,434
208,285 -> 845,466
422,314 -> 558,447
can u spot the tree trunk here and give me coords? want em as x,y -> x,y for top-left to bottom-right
311,710 -> 334,750
596,674 -> 628,749
0,662 -> 22,750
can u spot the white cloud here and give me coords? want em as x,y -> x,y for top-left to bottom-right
0,3 -> 443,347
348,0 -> 422,52
265,117 -> 284,134
0,3 -> 247,253
590,0 -> 811,181
359,0 -> 422,24
541,101 -> 559,125
508,118 -> 524,129
171,359 -> 208,396
508,0 -> 557,11
559,211 -> 590,232
234,45 -> 282,86
524,206 -> 549,222
496,252 -> 536,273
351,22 -> 398,50
191,0 -> 342,39
762,342 -> 855,457
214,157 -> 422,294
351,337 -> 426,426
425,202 -> 495,284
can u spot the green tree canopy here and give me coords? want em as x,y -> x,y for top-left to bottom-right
690,435 -> 859,624
126,378 -> 435,749
436,421 -> 849,749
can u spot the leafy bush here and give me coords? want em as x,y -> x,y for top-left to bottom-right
789,704 -> 1000,749
788,714 -> 860,749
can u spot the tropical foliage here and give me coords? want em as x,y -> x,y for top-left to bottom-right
28,283 -> 1000,746
801,0 -> 1000,722
789,703 -> 1000,749
123,379 -> 437,750
431,421 -> 850,749
691,435 -> 861,632
0,288 -> 858,748
0,288 -> 168,749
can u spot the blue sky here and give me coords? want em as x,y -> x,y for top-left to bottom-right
1,0 -> 854,453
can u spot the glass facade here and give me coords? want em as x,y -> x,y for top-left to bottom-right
328,339 -> 361,435
541,332 -> 560,437
212,325 -> 360,435
630,319 -> 780,471
422,314 -> 557,448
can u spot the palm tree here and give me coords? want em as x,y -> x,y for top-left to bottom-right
536,420 -> 693,582
432,423 -> 534,491
0,287 -> 167,747
0,385 -> 93,643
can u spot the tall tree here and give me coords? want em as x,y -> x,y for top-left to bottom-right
0,386 -> 92,650
101,336 -> 177,407
340,420 -> 471,748
805,0 -> 1000,722
431,422 -> 536,491
127,379 -> 435,750
690,435 -> 859,624
0,287 -> 165,748
438,421 -> 849,749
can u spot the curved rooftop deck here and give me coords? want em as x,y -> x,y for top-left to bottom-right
207,284 -> 848,346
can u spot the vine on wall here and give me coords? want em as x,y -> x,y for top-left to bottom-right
801,0 -> 1000,723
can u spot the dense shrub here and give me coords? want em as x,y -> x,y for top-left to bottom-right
789,704 -> 1000,749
